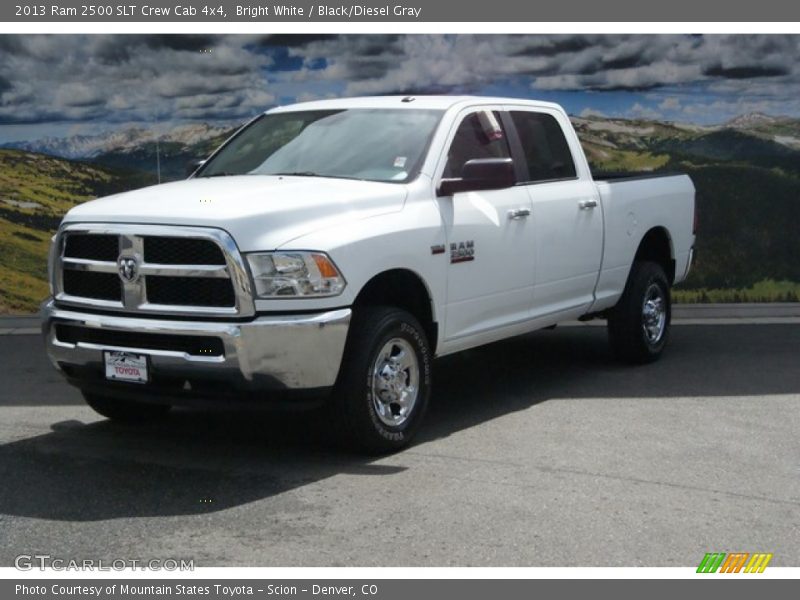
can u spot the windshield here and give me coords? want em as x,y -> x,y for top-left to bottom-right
197,108 -> 444,183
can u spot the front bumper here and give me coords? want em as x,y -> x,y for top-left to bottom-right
42,299 -> 351,399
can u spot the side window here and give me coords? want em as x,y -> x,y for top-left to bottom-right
510,111 -> 577,182
443,111 -> 511,178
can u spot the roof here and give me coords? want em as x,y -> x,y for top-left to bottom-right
266,95 -> 564,114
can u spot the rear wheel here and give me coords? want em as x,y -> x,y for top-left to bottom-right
607,261 -> 671,363
331,306 -> 432,454
83,392 -> 171,422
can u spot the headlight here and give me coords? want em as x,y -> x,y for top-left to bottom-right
246,252 -> 346,298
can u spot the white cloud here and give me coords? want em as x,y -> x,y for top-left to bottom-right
289,34 -> 800,101
580,108 -> 608,118
659,97 -> 682,111
1,34 -> 800,128
0,35 -> 274,125
630,102 -> 663,120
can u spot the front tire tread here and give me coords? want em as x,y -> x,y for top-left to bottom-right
331,306 -> 432,454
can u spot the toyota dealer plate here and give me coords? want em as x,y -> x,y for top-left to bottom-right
104,351 -> 149,384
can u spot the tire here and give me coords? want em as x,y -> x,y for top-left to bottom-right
83,392 -> 171,422
331,306 -> 432,454
607,261 -> 671,364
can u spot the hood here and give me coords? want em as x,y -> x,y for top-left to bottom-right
63,175 -> 408,250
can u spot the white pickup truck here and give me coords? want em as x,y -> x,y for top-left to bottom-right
42,95 -> 695,452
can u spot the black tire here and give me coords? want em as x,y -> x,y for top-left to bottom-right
331,306 -> 432,454
82,392 -> 171,422
607,261 -> 671,364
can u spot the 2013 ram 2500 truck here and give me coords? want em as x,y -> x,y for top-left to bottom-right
42,96 -> 695,452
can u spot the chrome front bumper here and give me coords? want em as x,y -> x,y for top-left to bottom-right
42,299 -> 351,394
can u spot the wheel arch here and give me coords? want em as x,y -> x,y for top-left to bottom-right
634,226 -> 675,284
352,268 -> 438,353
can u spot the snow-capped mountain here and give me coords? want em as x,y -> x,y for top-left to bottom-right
3,123 -> 237,160
724,112 -> 782,130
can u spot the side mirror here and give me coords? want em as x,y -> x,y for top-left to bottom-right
186,159 -> 206,178
437,158 -> 516,196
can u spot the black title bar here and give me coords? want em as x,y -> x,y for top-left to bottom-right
6,0 -> 800,22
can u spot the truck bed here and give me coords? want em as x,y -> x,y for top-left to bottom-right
592,170 -> 686,184
590,171 -> 695,311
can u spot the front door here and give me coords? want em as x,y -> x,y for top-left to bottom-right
437,109 -> 536,343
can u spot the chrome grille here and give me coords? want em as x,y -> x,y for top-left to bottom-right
62,270 -> 122,301
54,224 -> 254,317
143,236 -> 226,265
146,276 -> 235,307
64,234 -> 119,261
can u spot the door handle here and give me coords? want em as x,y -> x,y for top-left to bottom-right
508,207 -> 531,220
579,199 -> 598,210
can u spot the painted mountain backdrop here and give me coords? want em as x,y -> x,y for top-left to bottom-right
2,113 -> 799,313
3,34 -> 800,312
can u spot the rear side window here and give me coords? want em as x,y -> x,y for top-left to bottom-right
510,111 -> 577,182
443,111 -> 511,178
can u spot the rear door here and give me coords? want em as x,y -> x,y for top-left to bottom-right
436,108 -> 536,342
506,108 -> 603,317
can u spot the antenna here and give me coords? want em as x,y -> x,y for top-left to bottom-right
156,137 -> 161,184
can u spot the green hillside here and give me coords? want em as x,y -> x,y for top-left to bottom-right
90,129 -> 237,182
680,162 -> 800,288
0,149 -> 152,313
2,115 -> 800,314
654,130 -> 800,172
574,116 -> 800,300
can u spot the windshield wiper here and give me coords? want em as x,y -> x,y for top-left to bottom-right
271,171 -> 327,178
199,171 -> 238,178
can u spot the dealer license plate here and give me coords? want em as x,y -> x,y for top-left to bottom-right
104,351 -> 149,384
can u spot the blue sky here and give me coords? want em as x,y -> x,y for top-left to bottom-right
1,34 -> 799,143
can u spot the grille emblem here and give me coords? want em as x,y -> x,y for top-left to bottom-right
117,256 -> 139,283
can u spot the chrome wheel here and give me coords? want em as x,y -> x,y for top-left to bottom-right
370,337 -> 419,428
642,283 -> 667,344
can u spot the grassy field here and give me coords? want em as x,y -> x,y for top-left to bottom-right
581,144 -> 671,172
0,149 -> 150,313
0,219 -> 50,313
673,279 -> 800,303
2,116 -> 800,315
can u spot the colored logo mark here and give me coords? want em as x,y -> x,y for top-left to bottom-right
697,552 -> 773,573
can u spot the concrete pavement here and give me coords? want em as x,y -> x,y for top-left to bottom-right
0,323 -> 798,566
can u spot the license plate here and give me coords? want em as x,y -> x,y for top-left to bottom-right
104,351 -> 149,384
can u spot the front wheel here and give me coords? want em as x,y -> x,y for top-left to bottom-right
607,261 -> 671,364
331,306 -> 432,454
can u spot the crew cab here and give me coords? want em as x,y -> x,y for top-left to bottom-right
42,96 -> 695,452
